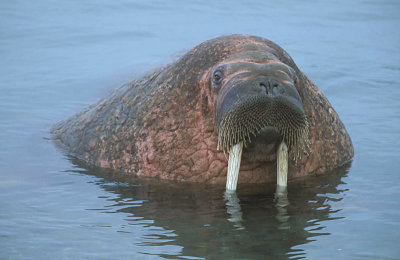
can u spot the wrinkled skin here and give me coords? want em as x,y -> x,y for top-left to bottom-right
52,35 -> 354,184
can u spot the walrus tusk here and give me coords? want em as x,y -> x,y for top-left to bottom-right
277,141 -> 288,187
226,142 -> 243,191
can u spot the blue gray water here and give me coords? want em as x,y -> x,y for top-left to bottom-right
1,0 -> 400,259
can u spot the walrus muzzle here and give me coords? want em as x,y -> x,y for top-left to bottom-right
216,76 -> 309,161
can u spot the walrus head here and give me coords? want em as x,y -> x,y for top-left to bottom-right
51,34 -> 353,187
211,55 -> 309,163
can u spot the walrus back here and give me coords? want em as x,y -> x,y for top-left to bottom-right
51,67 -> 165,170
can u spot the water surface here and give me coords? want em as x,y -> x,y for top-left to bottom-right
1,0 -> 400,259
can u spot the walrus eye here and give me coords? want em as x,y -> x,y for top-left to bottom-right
213,70 -> 223,84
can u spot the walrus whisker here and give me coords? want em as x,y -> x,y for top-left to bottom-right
217,94 -> 310,190
217,96 -> 309,158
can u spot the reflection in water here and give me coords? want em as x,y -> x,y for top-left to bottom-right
224,186 -> 290,232
224,191 -> 244,230
274,185 -> 290,230
68,157 -> 351,259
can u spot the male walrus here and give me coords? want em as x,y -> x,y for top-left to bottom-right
52,34 -> 353,188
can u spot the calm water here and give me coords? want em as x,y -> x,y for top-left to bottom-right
1,0 -> 400,259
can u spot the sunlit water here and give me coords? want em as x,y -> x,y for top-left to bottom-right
1,0 -> 400,259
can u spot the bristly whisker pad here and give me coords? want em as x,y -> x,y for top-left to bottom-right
217,95 -> 309,162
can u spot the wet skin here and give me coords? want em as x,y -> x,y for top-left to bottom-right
52,35 -> 353,184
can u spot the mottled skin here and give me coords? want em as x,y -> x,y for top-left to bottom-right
52,35 -> 354,184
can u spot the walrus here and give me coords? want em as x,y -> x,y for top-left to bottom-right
51,34 -> 354,189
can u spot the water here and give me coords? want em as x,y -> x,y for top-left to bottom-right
1,0 -> 399,259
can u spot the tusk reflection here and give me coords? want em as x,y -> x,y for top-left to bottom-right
224,191 -> 245,230
274,185 -> 290,230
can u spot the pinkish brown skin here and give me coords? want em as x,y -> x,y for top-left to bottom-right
52,35 -> 353,184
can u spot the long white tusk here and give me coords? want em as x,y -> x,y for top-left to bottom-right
226,142 -> 243,191
277,141 -> 288,187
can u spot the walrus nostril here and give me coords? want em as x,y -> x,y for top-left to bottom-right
260,83 -> 268,94
272,85 -> 278,96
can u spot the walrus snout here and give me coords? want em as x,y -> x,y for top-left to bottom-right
214,59 -> 309,159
